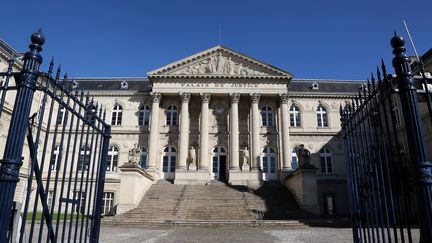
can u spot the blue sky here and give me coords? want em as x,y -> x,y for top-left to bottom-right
1,0 -> 431,80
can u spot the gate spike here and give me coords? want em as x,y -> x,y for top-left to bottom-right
367,78 -> 371,96
98,103 -> 103,117
55,64 -> 61,80
363,81 -> 368,97
102,108 -> 107,121
355,94 -> 359,108
372,72 -> 376,90
62,73 -> 68,88
358,87 -> 363,103
48,57 -> 55,75
376,66 -> 382,82
381,59 -> 387,78
351,99 -> 356,111
7,56 -> 15,69
80,90 -> 85,102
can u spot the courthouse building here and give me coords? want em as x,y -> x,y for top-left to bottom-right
1,40 -> 362,216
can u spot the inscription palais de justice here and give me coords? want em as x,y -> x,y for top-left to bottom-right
180,82 -> 259,88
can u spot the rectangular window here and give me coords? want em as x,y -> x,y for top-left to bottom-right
270,157 -> 276,173
323,193 -> 335,215
140,154 -> 147,168
144,113 -> 150,125
47,191 -> 54,212
291,156 -> 298,170
212,157 -> 218,173
262,157 -> 268,173
162,156 -> 168,172
102,192 -> 115,215
170,157 -> 176,172
75,191 -> 86,214
320,157 -> 326,173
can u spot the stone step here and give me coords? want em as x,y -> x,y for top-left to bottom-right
104,181 -> 309,224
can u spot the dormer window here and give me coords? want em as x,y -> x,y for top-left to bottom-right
311,82 -> 319,90
120,81 -> 128,89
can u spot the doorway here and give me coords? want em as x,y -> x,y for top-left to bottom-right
212,146 -> 227,182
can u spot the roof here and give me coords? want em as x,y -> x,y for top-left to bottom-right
289,79 -> 364,94
74,77 -> 151,92
73,77 -> 362,95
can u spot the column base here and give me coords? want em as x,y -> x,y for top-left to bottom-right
198,166 -> 209,172
229,166 -> 240,172
250,167 -> 260,172
176,166 -> 187,172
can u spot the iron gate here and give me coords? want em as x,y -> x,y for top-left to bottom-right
340,34 -> 432,242
0,30 -> 111,242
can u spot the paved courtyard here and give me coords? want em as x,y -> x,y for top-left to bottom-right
99,226 -> 353,243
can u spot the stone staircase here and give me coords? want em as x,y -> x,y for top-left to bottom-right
102,181 -> 316,227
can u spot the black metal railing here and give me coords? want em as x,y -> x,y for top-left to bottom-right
341,34 -> 432,243
0,30 -> 111,243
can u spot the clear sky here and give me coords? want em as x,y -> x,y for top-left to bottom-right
1,0 -> 431,80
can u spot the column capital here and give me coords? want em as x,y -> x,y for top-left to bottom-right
200,92 -> 211,103
179,92 -> 191,103
230,93 -> 240,104
279,93 -> 289,104
150,92 -> 162,103
250,93 -> 260,104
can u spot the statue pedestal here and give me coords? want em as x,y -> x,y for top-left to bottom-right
284,168 -> 320,215
241,164 -> 250,171
117,163 -> 155,214
188,164 -> 197,171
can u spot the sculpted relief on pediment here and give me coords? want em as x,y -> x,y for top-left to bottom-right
169,53 -> 270,76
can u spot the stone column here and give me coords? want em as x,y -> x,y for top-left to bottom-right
229,93 -> 240,171
178,92 -> 190,171
147,92 -> 161,171
199,93 -> 211,171
250,93 -> 260,171
279,93 -> 291,171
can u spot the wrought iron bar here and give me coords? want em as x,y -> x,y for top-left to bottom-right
0,29 -> 45,242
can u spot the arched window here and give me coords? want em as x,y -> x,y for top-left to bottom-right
289,105 -> 301,127
261,147 -> 276,174
316,105 -> 328,127
111,104 -> 123,126
78,146 -> 91,171
140,147 -> 148,168
166,105 -> 178,125
320,147 -> 332,173
261,106 -> 273,126
162,146 -> 176,173
291,148 -> 298,170
50,145 -> 61,171
107,146 -> 118,172
57,107 -> 66,125
138,105 -> 151,126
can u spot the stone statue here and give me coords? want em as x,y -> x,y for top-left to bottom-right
294,144 -> 316,169
172,52 -> 269,76
128,143 -> 140,164
188,145 -> 197,171
241,148 -> 250,171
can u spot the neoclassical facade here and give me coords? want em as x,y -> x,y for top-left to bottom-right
73,46 -> 361,215
1,41 -> 363,216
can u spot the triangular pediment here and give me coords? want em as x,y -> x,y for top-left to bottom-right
147,45 -> 292,79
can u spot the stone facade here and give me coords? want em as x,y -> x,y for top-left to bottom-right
1,42 -> 364,216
